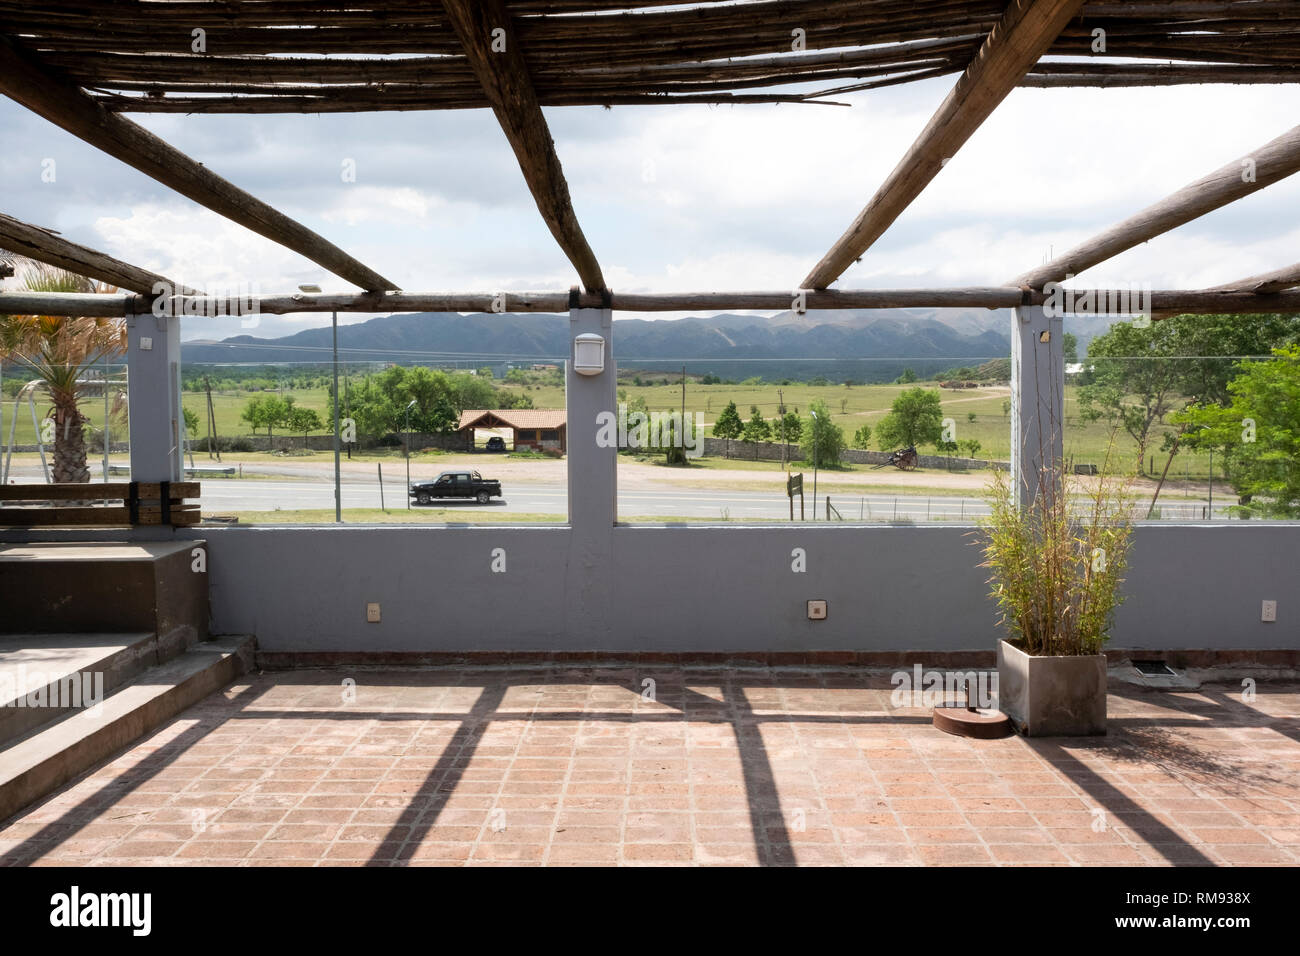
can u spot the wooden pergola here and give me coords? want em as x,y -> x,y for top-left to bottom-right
0,0 -> 1297,314
0,1 -> 1297,499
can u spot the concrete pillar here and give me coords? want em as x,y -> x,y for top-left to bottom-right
1010,304 -> 1064,509
566,304 -> 616,529
126,307 -> 183,483
564,302 -> 616,643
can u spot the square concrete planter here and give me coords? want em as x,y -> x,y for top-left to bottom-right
996,640 -> 1107,737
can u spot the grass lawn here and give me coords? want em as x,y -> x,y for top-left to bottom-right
2,377 -> 1220,479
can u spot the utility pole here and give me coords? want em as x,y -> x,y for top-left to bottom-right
778,388 -> 786,471
680,364 -> 686,424
203,375 -> 220,462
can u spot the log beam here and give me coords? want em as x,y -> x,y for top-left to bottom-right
441,0 -> 605,293
0,212 -> 193,295
7,287 -> 1300,318
1208,262 -> 1300,295
1013,123 -> 1300,289
0,35 -> 397,292
801,0 -> 1085,290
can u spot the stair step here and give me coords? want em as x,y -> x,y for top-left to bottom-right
0,541 -> 207,639
0,635 -> 254,824
0,633 -> 158,745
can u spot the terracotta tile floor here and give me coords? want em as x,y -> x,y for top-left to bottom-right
2,668 -> 1298,866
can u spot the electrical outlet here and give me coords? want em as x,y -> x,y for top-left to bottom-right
1261,600 -> 1277,623
366,602 -> 381,623
807,600 -> 827,621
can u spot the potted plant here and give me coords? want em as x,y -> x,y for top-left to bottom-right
978,445 -> 1135,736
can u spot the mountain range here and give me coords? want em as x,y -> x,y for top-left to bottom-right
181,308 -> 1105,382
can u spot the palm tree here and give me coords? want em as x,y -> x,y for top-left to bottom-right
0,259 -> 127,482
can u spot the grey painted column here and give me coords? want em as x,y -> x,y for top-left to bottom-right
1010,304 -> 1064,508
126,307 -> 183,483
565,304 -> 616,643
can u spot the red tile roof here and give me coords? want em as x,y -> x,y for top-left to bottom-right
457,409 -> 566,431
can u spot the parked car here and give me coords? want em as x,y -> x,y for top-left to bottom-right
410,470 -> 502,505
485,436 -> 506,452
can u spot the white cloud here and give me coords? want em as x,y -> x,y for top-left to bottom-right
319,185 -> 448,226
2,74 -> 1293,338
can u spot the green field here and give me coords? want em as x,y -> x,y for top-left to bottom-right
0,376 -> 1221,478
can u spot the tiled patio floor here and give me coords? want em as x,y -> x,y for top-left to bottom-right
3,668 -> 1298,866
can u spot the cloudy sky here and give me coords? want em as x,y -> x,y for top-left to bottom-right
1,74 -> 1297,341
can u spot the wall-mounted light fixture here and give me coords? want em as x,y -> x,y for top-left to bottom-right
573,332 -> 605,376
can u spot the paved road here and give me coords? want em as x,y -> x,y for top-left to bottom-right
3,464 -> 1229,521
192,478 -> 996,520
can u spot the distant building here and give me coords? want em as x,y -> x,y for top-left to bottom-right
457,409 -> 566,453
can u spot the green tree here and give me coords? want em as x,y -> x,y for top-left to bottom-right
851,424 -> 872,449
776,410 -> 802,446
1063,332 -> 1079,365
959,438 -> 982,459
501,391 -> 534,410
801,400 -> 845,466
742,405 -> 771,442
183,406 -> 200,438
347,366 -> 459,439
451,371 -> 496,413
712,400 -> 743,456
0,261 -> 126,482
643,410 -> 693,466
1080,313 -> 1300,471
1174,345 -> 1300,517
287,405 -> 324,445
1079,320 -> 1193,469
875,387 -> 944,450
895,367 -> 917,384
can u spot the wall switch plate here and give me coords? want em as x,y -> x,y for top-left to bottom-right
807,600 -> 827,620
139,337 -> 153,350
1262,600 -> 1277,623
366,602 -> 381,623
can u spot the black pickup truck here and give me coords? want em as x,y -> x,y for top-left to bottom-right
410,470 -> 503,505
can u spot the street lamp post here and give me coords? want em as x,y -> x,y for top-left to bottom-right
1208,445 -> 1214,519
299,284 -> 340,522
1194,424 -> 1214,519
332,309 -> 340,521
810,409 -> 819,521
405,399 -> 416,510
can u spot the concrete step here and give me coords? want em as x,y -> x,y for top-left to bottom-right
0,635 -> 255,824
0,541 -> 208,640
0,633 -> 159,746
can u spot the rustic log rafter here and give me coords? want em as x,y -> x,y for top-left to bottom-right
6,287 -> 1300,319
1208,262 -> 1300,295
0,212 -> 196,295
2,1 -> 1295,113
1012,123 -> 1300,290
0,34 -> 397,293
441,0 -> 605,292
801,0 -> 1086,290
